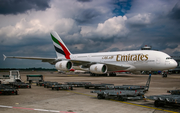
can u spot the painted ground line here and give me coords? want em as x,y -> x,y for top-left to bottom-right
67,90 -> 179,113
0,105 -> 76,113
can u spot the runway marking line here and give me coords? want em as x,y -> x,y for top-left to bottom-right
0,105 -> 76,113
67,90 -> 179,113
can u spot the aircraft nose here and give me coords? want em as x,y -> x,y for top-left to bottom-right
171,59 -> 178,69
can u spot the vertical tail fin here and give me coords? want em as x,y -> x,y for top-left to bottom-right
50,31 -> 71,59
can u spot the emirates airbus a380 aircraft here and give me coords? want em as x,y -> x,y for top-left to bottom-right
3,31 -> 177,76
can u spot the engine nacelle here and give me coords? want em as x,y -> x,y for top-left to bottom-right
55,61 -> 72,71
89,64 -> 107,74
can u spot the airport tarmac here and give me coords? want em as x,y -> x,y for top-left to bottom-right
0,71 -> 180,113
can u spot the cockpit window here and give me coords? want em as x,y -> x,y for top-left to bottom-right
166,57 -> 172,59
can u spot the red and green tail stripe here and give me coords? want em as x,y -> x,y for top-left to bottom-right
51,34 -> 71,59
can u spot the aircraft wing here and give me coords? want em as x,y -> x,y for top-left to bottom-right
3,54 -> 57,65
105,63 -> 130,72
4,54 -> 130,71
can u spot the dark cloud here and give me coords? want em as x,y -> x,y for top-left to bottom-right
0,0 -> 50,15
169,2 -> 180,20
77,0 -> 92,2
67,39 -> 112,53
109,48 -> 120,52
173,50 -> 180,56
74,8 -> 103,24
0,38 -> 55,68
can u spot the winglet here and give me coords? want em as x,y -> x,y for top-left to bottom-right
3,54 -> 6,61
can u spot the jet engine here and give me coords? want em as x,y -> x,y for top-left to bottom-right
89,64 -> 107,74
131,71 -> 141,74
55,61 -> 72,71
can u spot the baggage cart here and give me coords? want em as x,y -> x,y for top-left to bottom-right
51,84 -> 73,90
9,82 -> 31,88
91,89 -> 144,100
0,84 -> 18,95
65,82 -> 91,87
146,89 -> 180,107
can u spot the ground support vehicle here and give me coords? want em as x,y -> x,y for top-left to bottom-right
65,82 -> 91,87
146,90 -> 180,107
51,84 -> 73,90
36,81 -> 51,86
0,70 -> 21,84
0,84 -> 18,95
84,83 -> 114,89
27,75 -> 43,83
9,82 -> 31,88
106,74 -> 151,92
91,89 -> 144,101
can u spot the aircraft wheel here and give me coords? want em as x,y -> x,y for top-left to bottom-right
97,94 -> 105,99
85,87 -> 89,89
118,96 -> 125,101
162,74 -> 167,78
154,100 -> 164,107
15,91 -> 18,95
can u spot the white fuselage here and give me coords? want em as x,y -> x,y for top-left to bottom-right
58,50 -> 177,72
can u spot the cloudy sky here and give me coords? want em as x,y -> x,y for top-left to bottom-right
0,0 -> 180,68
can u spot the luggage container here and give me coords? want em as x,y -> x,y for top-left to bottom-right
27,75 -> 44,83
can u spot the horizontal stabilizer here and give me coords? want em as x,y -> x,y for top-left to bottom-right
3,55 -> 58,65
